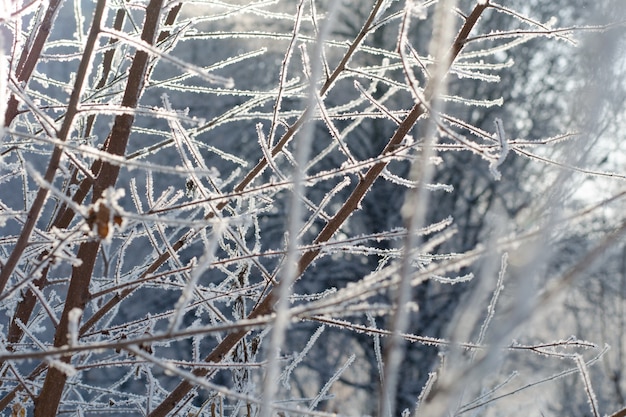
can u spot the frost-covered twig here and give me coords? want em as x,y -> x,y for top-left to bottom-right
489,117 -> 508,180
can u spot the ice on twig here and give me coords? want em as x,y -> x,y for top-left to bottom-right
489,118 -> 509,180
67,308 -> 83,347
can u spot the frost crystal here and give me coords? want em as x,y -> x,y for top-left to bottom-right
489,118 -> 509,180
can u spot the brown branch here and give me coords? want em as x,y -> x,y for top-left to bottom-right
148,2 -> 490,416
609,408 -> 626,417
232,0 -> 388,194
5,0 -> 63,127
157,2 -> 183,43
83,7 -> 128,138
4,4 -> 128,356
32,241 -> 100,417
32,1 -> 165,415
77,0 -> 390,338
5,1 -> 183,367
0,0 -> 106,295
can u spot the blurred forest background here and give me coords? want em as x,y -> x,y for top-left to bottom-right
0,0 -> 625,416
